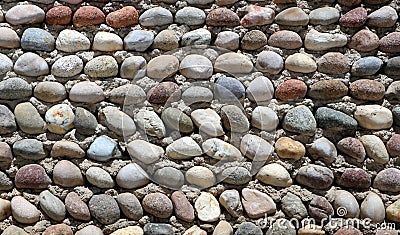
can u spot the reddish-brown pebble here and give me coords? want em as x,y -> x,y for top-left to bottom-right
142,193 -> 173,218
349,79 -> 385,101
334,227 -> 362,235
275,79 -> 307,101
308,196 -> 334,222
339,7 -> 367,27
337,137 -> 366,162
206,8 -> 240,26
337,168 -> 371,189
106,6 -> 138,28
171,191 -> 195,222
147,82 -> 181,104
373,168 -> 400,192
317,52 -> 350,74
379,32 -> 400,53
15,164 -> 51,189
338,0 -> 361,6
268,30 -> 302,49
43,224 -> 73,235
348,29 -> 379,52
387,134 -> 400,157
65,192 -> 91,221
46,6 -> 72,25
73,6 -> 105,27
308,80 -> 348,100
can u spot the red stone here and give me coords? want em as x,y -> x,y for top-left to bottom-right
43,224 -> 73,235
46,6 -> 72,25
337,137 -> 366,162
387,134 -> 400,157
171,191 -> 195,222
308,80 -> 348,100
73,6 -> 105,27
348,29 -> 379,52
106,6 -> 138,28
379,32 -> 400,53
65,192 -> 91,221
349,79 -> 385,101
147,82 -> 181,104
317,52 -> 350,74
206,8 -> 240,26
268,30 -> 302,49
339,7 -> 367,27
15,164 -> 51,189
275,79 -> 307,101
337,168 -> 371,189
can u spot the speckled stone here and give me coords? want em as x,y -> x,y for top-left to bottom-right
5,5 -> 45,25
11,196 -> 40,224
305,29 -> 347,51
65,192 -> 91,221
140,7 -> 173,26
355,105 -> 392,130
171,191 -> 195,222
275,7 -> 309,26
387,134 -> 400,157
53,160 -> 84,187
46,6 -> 72,25
84,56 -> 118,78
337,137 -> 366,162
241,30 -> 267,50
2,225 -> 28,235
309,196 -> 334,222
350,79 -> 384,101
386,199 -> 400,222
219,189 -> 243,218
135,110 -> 166,138
73,6 -> 105,27
117,193 -> 143,220
34,81 -> 67,102
255,51 -> 283,74
222,166 -> 251,185
181,28 -> 211,46
206,8 -> 240,26
51,140 -> 85,159
315,107 -> 358,131
175,7 -> 205,25
213,221 -> 233,235
147,82 -> 180,104
143,193 -> 173,218
281,192 -> 308,219
14,52 -> 49,77
373,168 -> 400,192
86,167 -> 114,188
296,164 -> 334,189
89,194 -> 120,225
379,32 -> 400,53
308,80 -> 348,100
0,105 -> 16,134
87,135 -> 121,162
52,55 -> 83,78
154,167 -> 185,189
241,5 -> 274,27
268,30 -> 302,49
153,30 -> 179,51
45,104 -> 74,134
0,172 -> 13,191
241,188 -> 276,218
143,224 -> 173,235
283,105 -> 317,135
337,168 -> 371,189
221,105 -> 249,133
14,102 -> 46,134
235,222 -> 262,235
351,56 -> 383,76
338,0 -> 361,6
15,164 -> 51,189
106,6 -> 138,28
367,6 -> 398,28
124,30 -> 154,52
21,28 -> 54,52
43,224 -> 73,235
348,29 -> 379,52
56,29 -> 90,52
339,7 -> 367,27
317,52 -> 349,74
0,27 -> 20,48
275,79 -> 307,101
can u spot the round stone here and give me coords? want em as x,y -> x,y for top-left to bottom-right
120,56 -> 147,80
15,164 -> 51,189
360,135 -> 389,164
139,7 -> 173,27
0,199 -> 11,221
181,28 -> 211,46
315,107 -> 358,131
50,140 -> 85,159
87,136 -> 121,162
360,192 -> 385,223
11,196 -> 40,224
339,7 -> 367,27
166,137 -> 202,160
171,191 -> 195,222
75,226 -> 102,235
153,167 -> 184,189
256,163 -> 292,187
13,139 -> 46,160
251,106 -> 279,131
387,134 -> 400,157
219,189 -> 243,218
0,53 -> 13,76
337,168 -> 371,189
307,137 -> 337,164
147,55 -> 179,81
46,6 -> 72,25
182,86 -> 213,104
14,102 -> 46,134
84,56 -> 118,78
214,31 -> 239,50
14,52 -> 49,77
34,81 -> 67,102
241,5 -> 274,27
367,6 -> 398,27
386,199 -> 400,222
89,194 -> 120,225
116,163 -> 149,189
206,8 -> 239,26
285,53 -> 317,73
73,6 -> 105,27
308,80 -> 348,100
385,57 -> 400,76
283,105 -> 317,135
56,29 -> 90,52
0,142 -> 12,163
255,51 -> 283,74
0,27 -> 20,48
235,222 -> 262,235
127,139 -> 163,164
142,193 -> 173,219
241,30 -> 267,50
275,7 -> 309,26
153,30 -> 179,51
309,7 -> 339,25
275,137 -> 305,160
215,53 -> 253,75
161,108 -> 194,134
144,224 -> 173,235
45,104 -> 74,134
268,30 -> 302,49
333,190 -> 360,218
348,29 -> 379,52
352,57 -> 383,76
281,192 -> 308,220
21,28 -> 54,52
135,110 -> 166,138
175,7 -> 205,25
51,55 -> 83,78
0,105 -> 16,134
124,30 -> 154,52
241,188 -> 276,218
350,79 -> 384,101
5,5 -> 45,25
373,168 -> 400,192
39,190 -> 66,222
99,106 -> 136,136
195,192 -> 221,222
53,160 -> 84,187
221,167 -> 252,185
74,107 -> 97,135
191,109 -> 224,137
110,84 -> 146,105
106,6 -> 138,28
221,105 -> 249,133
43,224 -> 72,235
240,134 -> 273,161
147,82 -> 180,104
379,32 -> 400,53
86,167 -> 114,188
117,193 -> 143,220
180,54 -> 213,79
295,164 -> 334,189
275,79 -> 307,101
65,192 -> 90,221
317,52 -> 350,74
92,32 -> 123,52
354,105 -> 392,130
215,76 -> 245,100
309,196 -> 334,222
186,166 -> 215,188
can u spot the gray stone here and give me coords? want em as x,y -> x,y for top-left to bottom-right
351,56 -> 383,76
215,76 -> 245,101
283,105 -> 316,135
127,139 -> 164,164
161,107 -> 194,133
181,28 -> 211,46
70,81 -> 104,104
186,166 -> 215,188
182,86 -> 213,104
56,29 -> 90,53
275,7 -> 309,26
109,84 -> 146,105
120,56 -> 146,79
195,192 -> 220,222
11,196 -> 40,224
34,81 -> 67,103
50,140 -> 85,159
246,76 -> 274,103
14,53 -> 49,77
360,135 -> 389,164
5,5 -> 45,25
0,142 -> 12,163
139,7 -> 173,27
241,134 -> 274,161
84,56 -> 118,78
175,7 -> 205,25
333,190 -> 360,218
53,160 -> 84,187
153,30 -> 179,51
0,172 -> 13,191
309,7 -> 340,25
219,189 -> 243,218
0,53 -> 13,75
2,225 -> 28,235
215,53 -> 253,75
153,166 -> 184,189
214,31 -> 240,50
360,192 -> 385,223
285,53 -> 317,73
88,194 -> 120,225
256,163 -> 292,187
179,54 -> 213,79
117,192 -> 143,220
166,137 -> 202,159
367,6 -> 398,27
305,29 -> 347,51
0,105 -> 16,134
281,192 -> 307,219
86,167 -> 114,188
202,138 -> 242,160
373,168 -> 400,192
14,102 -> 46,134
87,135 -> 121,162
51,55 -> 83,77
116,163 -> 150,189
0,77 -> 31,100
124,30 -> 154,52
74,107 -> 98,135
75,226 -> 103,235
65,192 -> 91,221
13,139 -> 46,160
135,110 -> 166,138
92,32 -> 123,52
221,105 -> 249,133
266,219 -> 296,235
144,223 -> 174,235
315,107 -> 358,131
221,167 -> 251,185
308,196 -> 334,222
39,190 -> 66,222
99,106 -> 136,137
21,28 -> 54,52
251,106 -> 279,131
307,137 -> 337,164
255,51 -> 284,74
235,222 -> 262,235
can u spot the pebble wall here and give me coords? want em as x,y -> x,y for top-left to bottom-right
0,0 -> 399,234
